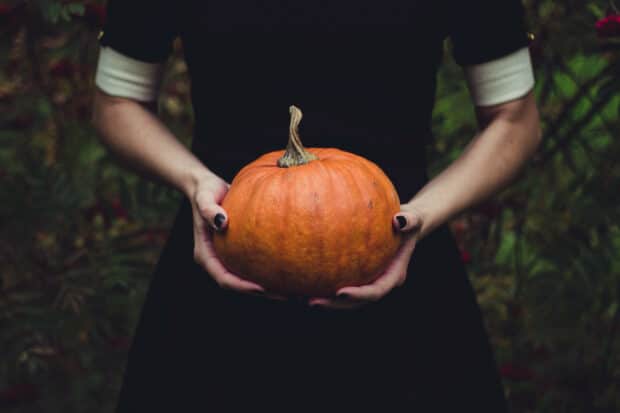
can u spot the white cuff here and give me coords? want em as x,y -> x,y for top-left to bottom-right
95,46 -> 164,102
463,47 -> 535,107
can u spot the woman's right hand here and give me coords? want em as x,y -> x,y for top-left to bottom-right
188,172 -> 285,300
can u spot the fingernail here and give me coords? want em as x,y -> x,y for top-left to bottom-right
214,213 -> 226,229
396,215 -> 407,229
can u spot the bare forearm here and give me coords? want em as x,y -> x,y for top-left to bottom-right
92,88 -> 213,197
408,91 -> 542,240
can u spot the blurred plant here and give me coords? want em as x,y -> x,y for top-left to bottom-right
435,1 -> 620,411
0,1 -> 191,411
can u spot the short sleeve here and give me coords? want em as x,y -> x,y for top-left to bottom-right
447,0 -> 535,106
95,0 -> 179,101
448,0 -> 530,66
98,0 -> 178,63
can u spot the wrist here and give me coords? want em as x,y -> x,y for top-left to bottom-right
181,166 -> 216,199
403,200 -> 437,241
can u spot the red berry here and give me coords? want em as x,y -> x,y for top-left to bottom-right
595,14 -> 620,38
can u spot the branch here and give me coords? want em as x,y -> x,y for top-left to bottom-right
599,286 -> 620,384
535,61 -> 616,165
539,79 -> 617,164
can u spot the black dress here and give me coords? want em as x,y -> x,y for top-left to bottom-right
101,0 -> 530,410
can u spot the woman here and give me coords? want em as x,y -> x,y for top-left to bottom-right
92,0 -> 541,411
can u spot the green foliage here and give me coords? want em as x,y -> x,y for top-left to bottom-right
37,1 -> 85,24
435,1 -> 620,411
0,0 -> 619,412
0,1 -> 189,411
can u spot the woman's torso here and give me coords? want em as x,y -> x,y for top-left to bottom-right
177,0 -> 447,200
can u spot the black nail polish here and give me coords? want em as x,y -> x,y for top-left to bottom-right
396,215 -> 407,229
214,213 -> 225,229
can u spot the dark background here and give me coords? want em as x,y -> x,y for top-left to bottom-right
0,1 -> 619,411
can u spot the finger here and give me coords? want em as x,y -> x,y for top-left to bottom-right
193,208 -> 211,264
201,233 -> 265,293
214,270 -> 267,293
340,245 -> 414,299
339,261 -> 406,297
192,203 -> 265,296
335,277 -> 395,302
195,191 -> 229,231
393,208 -> 423,233
197,227 -> 282,297
337,250 -> 411,301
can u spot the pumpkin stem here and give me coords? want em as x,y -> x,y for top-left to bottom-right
277,105 -> 318,168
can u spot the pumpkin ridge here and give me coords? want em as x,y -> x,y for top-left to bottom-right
300,170 -> 320,291
356,163 -> 380,276
274,168 -> 299,286
344,160 -> 366,278
311,157 -> 342,288
310,156 -> 332,289
237,171 -> 273,276
312,158 -> 339,290
346,156 -> 400,282
328,159 -> 363,280
355,156 -> 397,212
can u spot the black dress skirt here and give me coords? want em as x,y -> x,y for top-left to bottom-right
101,0 -> 531,410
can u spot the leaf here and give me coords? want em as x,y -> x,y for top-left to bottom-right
40,2 -> 64,24
59,6 -> 71,22
495,232 -> 516,267
586,3 -> 604,18
66,3 -> 85,16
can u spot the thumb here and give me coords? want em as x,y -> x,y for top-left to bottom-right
196,192 -> 229,232
393,208 -> 423,233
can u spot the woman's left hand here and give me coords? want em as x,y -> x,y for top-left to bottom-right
307,205 -> 423,310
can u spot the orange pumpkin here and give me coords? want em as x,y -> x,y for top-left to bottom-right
212,105 -> 403,297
